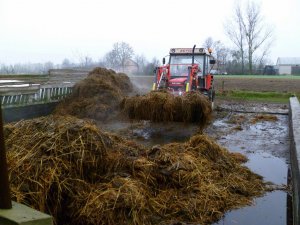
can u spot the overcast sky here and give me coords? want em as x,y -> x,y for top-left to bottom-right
0,0 -> 299,65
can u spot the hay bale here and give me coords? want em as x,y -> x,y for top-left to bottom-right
55,67 -> 133,121
5,115 -> 267,225
121,91 -> 212,128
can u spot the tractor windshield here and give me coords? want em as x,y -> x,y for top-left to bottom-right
169,55 -> 204,77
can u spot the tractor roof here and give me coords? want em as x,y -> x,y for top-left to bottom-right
169,48 -> 209,55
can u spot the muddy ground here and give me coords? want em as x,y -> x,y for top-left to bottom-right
211,101 -> 291,225
100,97 -> 291,225
60,73 -> 297,224
129,75 -> 300,94
58,73 -> 295,224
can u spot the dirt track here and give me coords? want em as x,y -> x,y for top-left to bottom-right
129,75 -> 300,94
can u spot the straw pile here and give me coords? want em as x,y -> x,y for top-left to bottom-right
251,114 -> 278,124
54,67 -> 133,121
121,91 -> 213,128
5,115 -> 267,225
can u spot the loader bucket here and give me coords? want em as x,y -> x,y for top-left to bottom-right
121,90 -> 212,129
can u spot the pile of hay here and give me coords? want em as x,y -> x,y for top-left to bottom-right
121,91 -> 212,128
54,67 -> 212,126
54,67 -> 133,121
6,115 -> 267,225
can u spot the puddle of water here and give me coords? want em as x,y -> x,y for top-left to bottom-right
212,113 -> 290,225
214,191 -> 287,225
215,114 -> 289,160
246,153 -> 287,184
0,83 -> 40,88
101,120 -> 199,147
0,80 -> 22,83
212,143 -> 289,225
132,124 -> 198,145
213,119 -> 231,128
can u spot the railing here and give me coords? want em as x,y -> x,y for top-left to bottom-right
35,86 -> 73,102
0,84 -> 73,107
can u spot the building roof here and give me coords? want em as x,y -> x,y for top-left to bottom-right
124,58 -> 138,67
277,57 -> 300,65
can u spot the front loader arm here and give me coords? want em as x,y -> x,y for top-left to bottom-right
152,65 -> 170,90
185,64 -> 199,92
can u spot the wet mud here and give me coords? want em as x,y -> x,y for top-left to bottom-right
210,104 -> 290,225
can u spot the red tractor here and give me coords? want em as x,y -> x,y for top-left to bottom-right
152,45 -> 216,105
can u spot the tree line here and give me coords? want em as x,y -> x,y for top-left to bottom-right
0,42 -> 160,76
0,0 -> 273,75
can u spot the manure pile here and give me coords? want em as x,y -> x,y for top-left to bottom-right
251,114 -> 278,124
6,115 -> 267,225
121,91 -> 212,128
54,67 -> 133,121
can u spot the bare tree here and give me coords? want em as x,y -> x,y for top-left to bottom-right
213,41 -> 224,61
242,1 -> 274,74
62,58 -> 71,68
104,42 -> 134,72
225,1 -> 274,74
203,37 -> 224,58
218,47 -> 231,73
144,57 -> 160,75
255,41 -> 272,68
224,2 -> 246,74
79,55 -> 93,68
202,37 -> 228,72
43,61 -> 54,74
134,54 -> 147,74
104,51 -> 119,70
202,37 -> 214,50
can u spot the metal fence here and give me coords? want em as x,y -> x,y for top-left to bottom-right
0,85 -> 73,107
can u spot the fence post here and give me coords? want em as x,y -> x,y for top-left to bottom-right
0,103 -> 12,209
222,80 -> 225,95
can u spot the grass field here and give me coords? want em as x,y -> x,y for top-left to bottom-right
214,75 -> 300,103
215,74 -> 300,79
217,90 -> 296,103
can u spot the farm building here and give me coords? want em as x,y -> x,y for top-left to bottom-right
276,57 -> 300,75
123,59 -> 139,74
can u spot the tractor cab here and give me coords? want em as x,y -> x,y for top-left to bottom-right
152,47 -> 215,101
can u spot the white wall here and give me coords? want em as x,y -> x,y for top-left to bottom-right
278,65 -> 291,75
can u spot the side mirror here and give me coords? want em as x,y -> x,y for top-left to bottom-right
209,59 -> 216,64
162,58 -> 166,65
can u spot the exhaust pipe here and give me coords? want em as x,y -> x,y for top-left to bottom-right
192,44 -> 196,65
